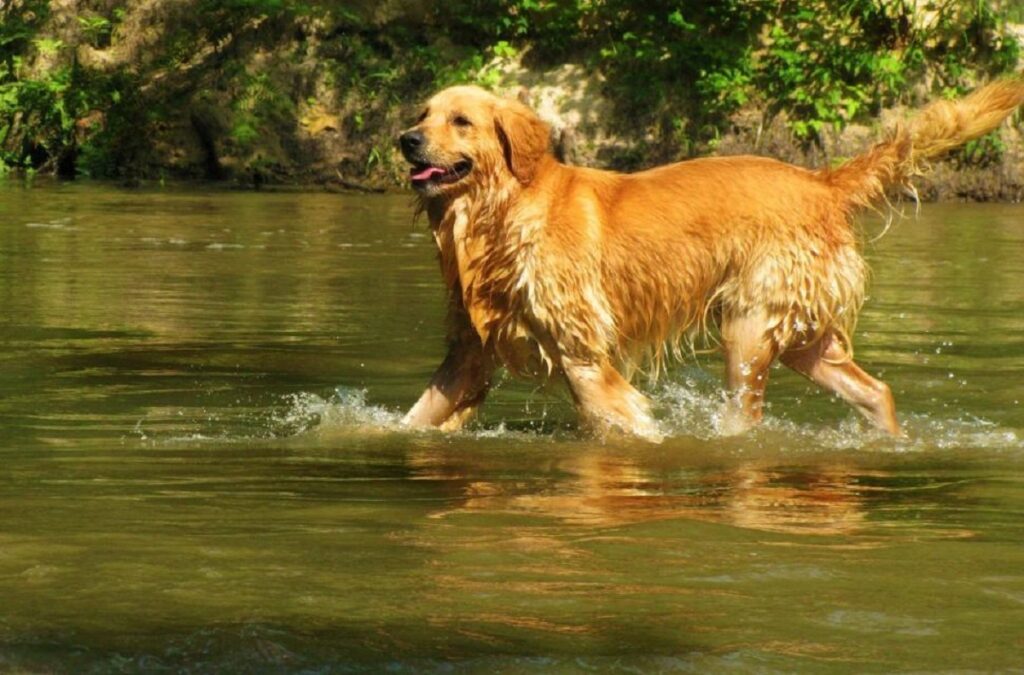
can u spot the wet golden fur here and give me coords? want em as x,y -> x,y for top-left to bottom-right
401,78 -> 1024,439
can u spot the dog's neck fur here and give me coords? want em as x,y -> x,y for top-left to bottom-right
418,160 -> 553,347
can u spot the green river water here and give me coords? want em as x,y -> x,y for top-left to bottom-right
1,182 -> 1023,673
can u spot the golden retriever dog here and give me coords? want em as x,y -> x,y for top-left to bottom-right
398,78 -> 1024,440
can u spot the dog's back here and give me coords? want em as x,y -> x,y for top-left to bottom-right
529,78 -> 1024,367
596,156 -> 858,360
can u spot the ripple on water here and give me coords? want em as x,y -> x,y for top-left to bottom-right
823,610 -> 940,637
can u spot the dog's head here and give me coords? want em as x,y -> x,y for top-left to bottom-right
399,86 -> 551,196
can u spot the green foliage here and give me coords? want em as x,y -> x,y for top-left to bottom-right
0,0 -> 1020,179
229,71 -> 295,148
956,129 -> 1008,167
1006,0 -> 1024,22
757,1 -> 1019,140
77,15 -> 112,48
0,1 -> 75,173
465,0 -> 1019,147
74,71 -> 151,179
579,0 -> 771,145
0,61 -> 82,174
329,0 -> 1019,154
0,0 -> 310,178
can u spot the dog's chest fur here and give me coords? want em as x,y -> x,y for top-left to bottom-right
429,191 -> 556,376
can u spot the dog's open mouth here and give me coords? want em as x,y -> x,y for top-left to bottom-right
409,160 -> 472,187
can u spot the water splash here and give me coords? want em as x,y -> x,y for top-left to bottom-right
273,387 -> 402,437
258,379 -> 1024,455
269,387 -> 565,445
900,412 -> 1021,451
651,375 -> 1023,454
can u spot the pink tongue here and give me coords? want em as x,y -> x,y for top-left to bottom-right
411,166 -> 447,181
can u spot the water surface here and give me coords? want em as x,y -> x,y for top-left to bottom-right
1,182 -> 1023,672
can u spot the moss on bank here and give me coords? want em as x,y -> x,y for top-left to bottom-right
0,1 -> 1022,199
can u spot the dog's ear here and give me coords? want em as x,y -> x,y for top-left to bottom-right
494,99 -> 550,185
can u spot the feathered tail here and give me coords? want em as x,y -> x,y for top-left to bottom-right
826,75 -> 1024,207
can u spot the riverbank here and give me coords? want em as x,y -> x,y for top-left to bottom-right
1,2 -> 1022,200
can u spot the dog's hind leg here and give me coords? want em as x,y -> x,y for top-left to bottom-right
780,331 -> 902,436
719,312 -> 779,436
561,357 -> 663,442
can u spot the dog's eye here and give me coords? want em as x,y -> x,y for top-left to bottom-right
452,115 -> 472,128
416,109 -> 428,123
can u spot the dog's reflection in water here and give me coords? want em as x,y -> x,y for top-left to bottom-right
409,449 -> 875,536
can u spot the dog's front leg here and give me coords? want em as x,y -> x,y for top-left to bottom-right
561,357 -> 662,442
403,315 -> 494,431
403,342 -> 492,431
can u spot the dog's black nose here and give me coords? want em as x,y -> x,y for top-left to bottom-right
400,130 -> 425,156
